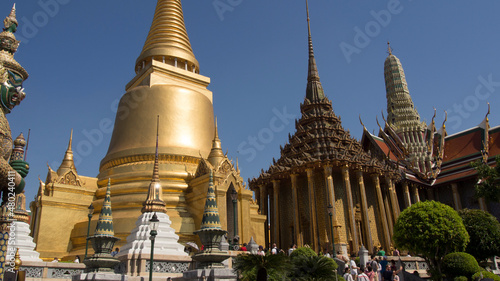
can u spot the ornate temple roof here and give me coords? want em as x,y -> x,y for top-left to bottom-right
135,0 -> 199,73
251,3 -> 396,185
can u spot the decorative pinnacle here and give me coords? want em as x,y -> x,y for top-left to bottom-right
304,0 -> 325,102
94,179 -> 115,237
5,4 -> 18,29
142,115 -> 167,213
199,169 -> 222,230
387,41 -> 392,55
57,129 -> 76,176
136,0 -> 199,72
208,116 -> 224,167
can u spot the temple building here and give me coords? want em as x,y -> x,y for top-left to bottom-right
249,3 -> 400,255
249,6 -> 500,255
29,0 -> 265,260
360,45 -> 500,220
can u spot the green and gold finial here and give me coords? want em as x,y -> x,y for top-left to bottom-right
199,169 -> 222,230
94,179 -> 115,237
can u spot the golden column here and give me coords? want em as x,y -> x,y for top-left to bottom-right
306,168 -> 319,252
290,174 -> 302,246
255,186 -> 261,213
259,184 -> 269,247
341,165 -> 358,254
323,166 -> 340,245
402,181 -> 411,208
356,170 -> 373,252
411,185 -> 421,204
479,198 -> 488,212
451,183 -> 462,211
272,179 -> 281,247
383,187 -> 394,239
426,188 -> 435,201
371,174 -> 391,251
386,177 -> 400,222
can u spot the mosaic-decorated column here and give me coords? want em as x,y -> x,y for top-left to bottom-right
385,177 -> 399,222
306,168 -> 318,252
383,188 -> 394,239
451,183 -> 462,210
411,185 -> 421,204
272,180 -> 280,248
259,184 -> 269,247
290,174 -> 301,246
371,174 -> 391,251
341,165 -> 358,254
356,170 -> 373,252
478,197 -> 487,212
323,166 -> 341,245
402,181 -> 411,208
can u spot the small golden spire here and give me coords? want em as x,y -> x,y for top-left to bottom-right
57,129 -> 76,176
208,117 -> 224,167
142,116 -> 167,213
387,41 -> 392,55
136,0 -> 199,72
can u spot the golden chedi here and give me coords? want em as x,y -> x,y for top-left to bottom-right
94,0 -> 214,243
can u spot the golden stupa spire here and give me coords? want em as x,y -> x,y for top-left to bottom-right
208,117 -> 224,168
142,116 -> 167,213
305,0 -> 324,101
57,129 -> 76,176
387,41 -> 393,55
136,0 -> 199,73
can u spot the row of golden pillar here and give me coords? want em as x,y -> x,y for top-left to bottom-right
254,165 -> 421,254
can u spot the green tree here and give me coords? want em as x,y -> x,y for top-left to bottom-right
441,252 -> 481,280
233,252 -> 290,281
393,201 -> 469,280
471,156 -> 500,202
290,255 -> 339,281
459,208 -> 500,262
290,246 -> 317,259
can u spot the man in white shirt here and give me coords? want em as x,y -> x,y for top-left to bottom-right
271,243 -> 278,255
350,255 -> 359,279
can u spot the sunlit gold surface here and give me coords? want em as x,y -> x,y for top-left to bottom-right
136,0 -> 199,72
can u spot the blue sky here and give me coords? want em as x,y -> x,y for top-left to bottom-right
2,1 -> 499,206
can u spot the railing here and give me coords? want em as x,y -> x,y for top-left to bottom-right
19,261 -> 85,280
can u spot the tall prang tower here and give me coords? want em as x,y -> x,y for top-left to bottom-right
383,43 -> 430,174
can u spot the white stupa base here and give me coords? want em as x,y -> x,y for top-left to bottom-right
116,212 -> 187,258
6,221 -> 42,262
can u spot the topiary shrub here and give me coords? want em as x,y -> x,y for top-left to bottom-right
442,252 -> 481,280
472,271 -> 500,281
290,246 -> 317,259
454,276 -> 468,281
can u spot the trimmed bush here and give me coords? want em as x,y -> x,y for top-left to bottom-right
459,208 -> 500,262
472,271 -> 500,281
290,246 -> 317,259
442,252 -> 481,280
